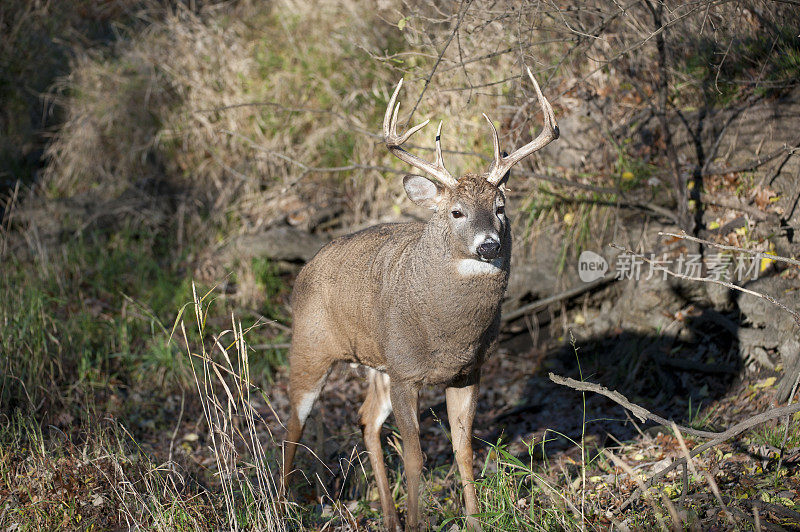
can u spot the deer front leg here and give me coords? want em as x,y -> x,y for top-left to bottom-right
359,369 -> 400,531
390,381 -> 423,531
446,378 -> 483,531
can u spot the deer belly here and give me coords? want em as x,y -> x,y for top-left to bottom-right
424,359 -> 480,385
422,345 -> 484,385
349,335 -> 386,368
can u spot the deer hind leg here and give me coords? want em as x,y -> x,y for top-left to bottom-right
359,369 -> 399,531
446,378 -> 483,532
282,349 -> 332,495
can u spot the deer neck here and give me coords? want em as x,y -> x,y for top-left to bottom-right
404,218 -> 509,310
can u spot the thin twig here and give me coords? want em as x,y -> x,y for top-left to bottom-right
501,272 -> 617,323
697,194 -> 770,221
609,242 -> 800,327
517,169 -> 620,195
167,390 -> 186,475
438,38 -> 569,73
672,423 -> 735,526
659,231 -> 800,268
702,139 -> 800,177
222,129 -> 404,175
247,310 -> 292,333
604,449 -> 669,529
251,343 -> 292,351
406,0 -> 471,121
777,371 -> 800,473
194,101 -> 375,138
616,401 -> 800,512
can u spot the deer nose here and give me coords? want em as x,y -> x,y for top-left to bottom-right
477,238 -> 501,260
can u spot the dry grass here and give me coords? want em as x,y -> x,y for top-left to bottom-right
181,282 -> 290,530
36,1 -> 411,239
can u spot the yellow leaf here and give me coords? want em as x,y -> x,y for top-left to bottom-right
760,252 -> 776,273
708,221 -> 720,230
622,171 -> 634,180
397,17 -> 407,30
687,180 -> 695,190
563,212 -> 574,224
757,376 -> 777,388
735,226 -> 747,236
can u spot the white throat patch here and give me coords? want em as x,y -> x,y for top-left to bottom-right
457,258 -> 504,276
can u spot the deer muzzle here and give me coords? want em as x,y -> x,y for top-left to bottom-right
476,238 -> 501,261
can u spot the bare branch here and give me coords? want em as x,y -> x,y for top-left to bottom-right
502,272 -> 617,323
702,138 -> 800,177
659,230 -> 800,269
617,400 -> 800,512
223,129 -> 404,176
405,0 -> 472,121
550,373 -> 800,513
697,194 -> 770,222
609,242 -> 800,327
549,373 -> 722,439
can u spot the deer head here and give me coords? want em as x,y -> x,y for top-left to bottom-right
384,67 -> 559,264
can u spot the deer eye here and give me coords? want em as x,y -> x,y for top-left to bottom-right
496,205 -> 505,216
451,210 -> 464,219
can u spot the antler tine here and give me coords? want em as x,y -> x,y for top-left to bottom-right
526,66 -> 558,136
383,80 -> 458,188
485,67 -> 560,185
434,121 -> 445,168
482,113 -> 501,165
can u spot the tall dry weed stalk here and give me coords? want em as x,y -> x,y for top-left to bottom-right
182,282 -> 289,530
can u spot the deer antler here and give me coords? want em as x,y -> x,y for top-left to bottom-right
484,67 -> 559,186
384,79 -> 458,188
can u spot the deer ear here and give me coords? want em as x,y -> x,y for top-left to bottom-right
403,175 -> 444,210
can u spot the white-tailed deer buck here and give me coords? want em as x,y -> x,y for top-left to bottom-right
282,67 -> 558,531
